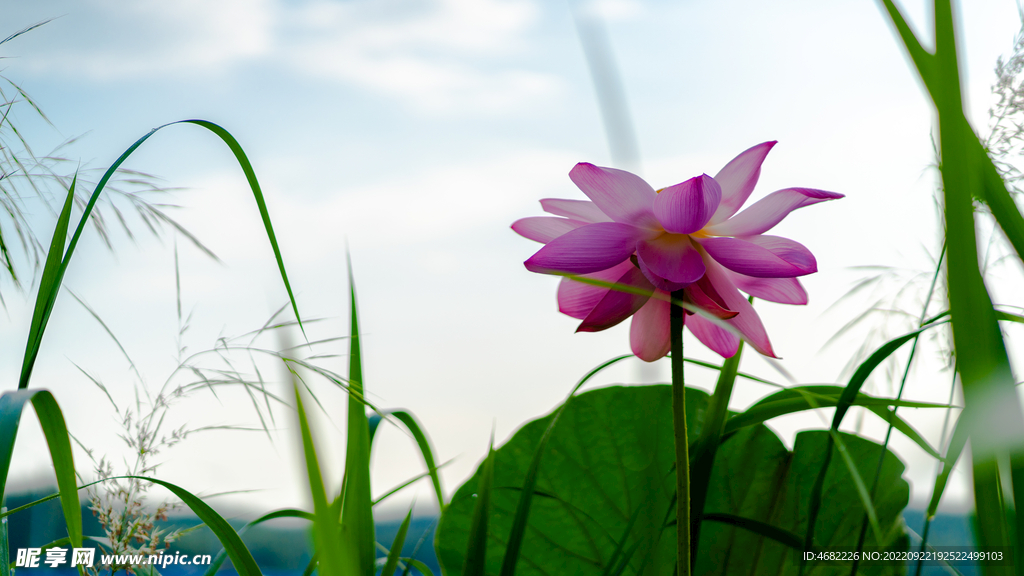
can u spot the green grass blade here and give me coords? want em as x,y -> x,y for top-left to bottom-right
974,137 -> 1024,260
726,385 -> 944,440
802,435 -> 835,562
0,390 -> 81,548
0,19 -> 55,46
599,498 -> 646,576
401,518 -> 437,576
832,321 -> 947,429
689,339 -> 743,553
877,0 -> 934,81
119,475 -> 261,576
19,179 -> 76,389
464,438 -> 495,576
829,430 -> 883,545
400,558 -> 434,576
181,120 -> 303,337
202,508 -> 314,576
700,513 -> 803,550
19,120 -> 305,390
369,409 -> 445,510
497,355 -> 634,576
497,403 -> 560,576
302,552 -> 320,576
607,540 -> 643,576
341,258 -> 375,575
380,507 -> 413,576
880,1 -> 1024,569
928,416 -> 969,518
683,357 -> 784,388
1,507 -> 8,576
389,411 -> 445,509
864,406 -> 941,459
295,385 -> 351,576
373,460 -> 452,506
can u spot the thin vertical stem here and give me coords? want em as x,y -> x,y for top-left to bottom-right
670,289 -> 690,575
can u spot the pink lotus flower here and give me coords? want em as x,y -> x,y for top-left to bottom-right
512,141 -> 843,361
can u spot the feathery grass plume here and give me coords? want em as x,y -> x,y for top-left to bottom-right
987,8 -> 1024,196
0,22 -> 214,305
70,279 -> 322,572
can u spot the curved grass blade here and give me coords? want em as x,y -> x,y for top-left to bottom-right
368,409 -> 445,509
182,120 -> 303,337
118,475 -> 261,576
497,354 -> 633,576
464,436 -> 495,576
381,507 -> 413,576
202,508 -> 314,576
800,320 -> 947,561
863,405 -> 941,459
701,513 -> 802,551
832,320 -> 948,430
19,120 -> 304,390
399,558 -> 434,576
0,477 -> 114,520
373,460 -> 453,506
0,390 -> 81,550
683,357 -> 783,388
725,385 -> 944,456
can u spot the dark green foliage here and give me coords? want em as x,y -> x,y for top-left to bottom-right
436,385 -> 910,576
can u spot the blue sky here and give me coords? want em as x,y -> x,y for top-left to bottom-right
1,0 -> 1022,518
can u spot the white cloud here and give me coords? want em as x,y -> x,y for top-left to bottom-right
578,0 -> 644,21
11,0 -> 560,115
18,0 -> 276,79
281,0 -> 558,114
178,147 -> 581,266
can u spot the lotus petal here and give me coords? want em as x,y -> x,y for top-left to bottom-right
685,313 -> 741,358
708,141 -> 776,225
577,266 -> 653,332
525,222 -> 655,274
511,217 -> 588,244
569,163 -> 660,229
557,261 -> 636,319
698,235 -> 816,278
653,174 -> 721,234
702,256 -> 776,357
630,294 -> 671,361
727,271 -> 808,305
540,198 -> 612,223
705,187 -> 844,237
686,277 -> 738,319
636,234 -> 705,291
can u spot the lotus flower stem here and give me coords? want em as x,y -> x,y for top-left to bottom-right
670,288 -> 691,576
